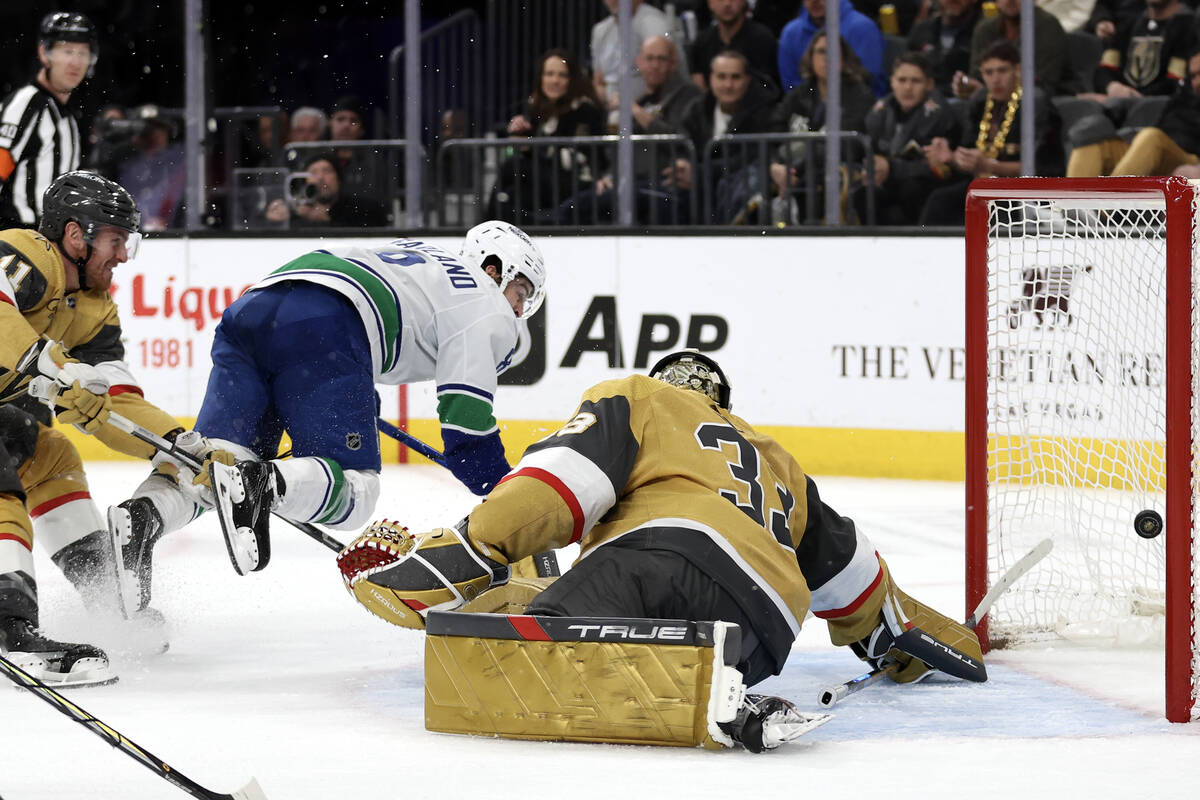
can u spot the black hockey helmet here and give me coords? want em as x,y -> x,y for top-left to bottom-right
39,12 -> 97,50
38,12 -> 98,75
39,170 -> 142,258
649,350 -> 732,410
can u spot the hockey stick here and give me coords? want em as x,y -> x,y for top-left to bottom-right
102,412 -> 346,554
0,653 -> 266,800
817,538 -> 1054,708
374,419 -> 561,578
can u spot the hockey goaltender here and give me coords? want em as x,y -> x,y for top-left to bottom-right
337,350 -> 986,752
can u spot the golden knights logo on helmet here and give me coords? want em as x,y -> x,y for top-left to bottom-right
649,350 -> 732,410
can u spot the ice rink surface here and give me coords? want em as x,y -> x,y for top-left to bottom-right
2,463 -> 1197,799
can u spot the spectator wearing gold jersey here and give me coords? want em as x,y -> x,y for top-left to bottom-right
1071,49 -> 1200,177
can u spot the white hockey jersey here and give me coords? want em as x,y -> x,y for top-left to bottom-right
254,239 -> 521,443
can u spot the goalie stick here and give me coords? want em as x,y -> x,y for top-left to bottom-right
0,652 -> 266,800
817,538 -> 1054,708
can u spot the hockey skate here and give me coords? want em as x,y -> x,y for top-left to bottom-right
107,497 -> 164,614
210,460 -> 277,575
721,693 -> 832,753
0,616 -> 116,688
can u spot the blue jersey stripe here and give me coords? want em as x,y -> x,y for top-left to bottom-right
436,383 -> 495,402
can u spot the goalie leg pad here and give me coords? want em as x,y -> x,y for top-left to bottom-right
424,613 -> 745,749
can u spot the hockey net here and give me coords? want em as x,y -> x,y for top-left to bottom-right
964,177 -> 1200,722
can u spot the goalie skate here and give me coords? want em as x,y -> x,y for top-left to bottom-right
0,617 -> 116,689
722,693 -> 832,753
211,461 -> 276,575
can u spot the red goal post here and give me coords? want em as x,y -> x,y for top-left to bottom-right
964,177 -> 1198,723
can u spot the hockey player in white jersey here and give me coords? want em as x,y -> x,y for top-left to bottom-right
108,221 -> 546,608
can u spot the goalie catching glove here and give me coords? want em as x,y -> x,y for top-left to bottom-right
336,519 -> 509,629
21,338 -> 111,433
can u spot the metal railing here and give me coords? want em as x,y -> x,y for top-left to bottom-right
702,132 -> 877,227
429,131 -> 875,227
435,134 -> 699,228
231,140 -> 421,230
388,10 -> 484,143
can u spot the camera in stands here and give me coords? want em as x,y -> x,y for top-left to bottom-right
287,173 -> 319,205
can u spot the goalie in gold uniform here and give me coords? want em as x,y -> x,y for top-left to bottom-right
0,171 -> 229,686
339,350 -> 986,750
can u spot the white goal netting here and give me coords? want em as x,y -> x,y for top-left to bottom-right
979,192 -> 1200,717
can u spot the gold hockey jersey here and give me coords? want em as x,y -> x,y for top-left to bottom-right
467,374 -> 886,672
0,227 -> 180,457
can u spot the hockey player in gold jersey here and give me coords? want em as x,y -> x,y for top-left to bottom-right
0,171 -> 229,686
339,350 -> 985,749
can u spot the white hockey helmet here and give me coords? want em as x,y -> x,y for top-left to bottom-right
459,220 -> 547,317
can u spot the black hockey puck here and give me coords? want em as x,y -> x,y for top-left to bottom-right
1134,510 -> 1163,539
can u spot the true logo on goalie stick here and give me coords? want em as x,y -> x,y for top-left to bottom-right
346,432 -> 362,450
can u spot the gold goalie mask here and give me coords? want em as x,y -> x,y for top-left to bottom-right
336,520 -> 510,629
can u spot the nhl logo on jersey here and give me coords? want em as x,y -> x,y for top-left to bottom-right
346,432 -> 362,451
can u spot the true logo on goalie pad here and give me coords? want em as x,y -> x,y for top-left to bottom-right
566,623 -> 690,641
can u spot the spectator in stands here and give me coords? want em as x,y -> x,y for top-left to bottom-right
591,0 -> 689,121
116,105 -> 186,231
768,32 -> 876,221
1093,0 -> 1193,98
690,0 -> 781,94
778,0 -> 888,95
87,104 -> 137,178
1091,0 -> 1148,40
327,94 -> 385,203
774,32 -> 876,133
288,106 -> 328,143
922,42 -> 1063,224
853,52 -> 962,225
487,49 -> 605,224
907,0 -> 981,98
437,109 -> 473,190
960,0 -> 1082,98
264,150 -> 388,228
676,50 -> 783,223
246,110 -> 288,168
1070,49 -> 1200,176
557,35 -> 703,224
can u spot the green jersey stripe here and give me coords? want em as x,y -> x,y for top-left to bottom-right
437,393 -> 498,433
313,457 -> 351,525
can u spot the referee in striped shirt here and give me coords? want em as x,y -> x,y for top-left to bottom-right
0,12 -> 96,229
